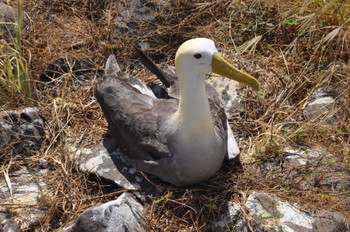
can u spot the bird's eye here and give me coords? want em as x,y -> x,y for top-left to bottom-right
193,53 -> 202,59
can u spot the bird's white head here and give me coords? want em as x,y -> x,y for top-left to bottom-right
175,38 -> 217,78
175,38 -> 260,91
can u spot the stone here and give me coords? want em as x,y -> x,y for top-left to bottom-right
246,192 -> 348,232
0,107 -> 44,154
73,137 -> 163,192
283,148 -> 322,168
258,148 -> 350,192
304,87 -> 338,124
0,2 -> 30,41
0,166 -> 49,231
63,192 -> 145,232
310,86 -> 336,100
212,201 -> 249,232
112,0 -> 156,36
208,75 -> 242,118
109,0 -> 169,44
0,212 -> 17,232
74,143 -> 142,190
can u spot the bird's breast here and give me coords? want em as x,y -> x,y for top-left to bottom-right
167,123 -> 225,170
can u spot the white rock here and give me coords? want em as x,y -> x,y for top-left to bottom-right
64,193 -> 145,232
213,201 -> 248,231
73,142 -> 146,190
0,166 -> 48,230
246,192 -> 348,232
304,87 -> 338,124
209,76 -> 242,118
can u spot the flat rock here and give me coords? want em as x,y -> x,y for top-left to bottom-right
64,192 -> 145,232
246,192 -> 348,232
0,212 -> 17,232
212,201 -> 249,232
111,0 -> 156,36
0,107 -> 44,154
108,0 -> 170,46
208,76 -> 242,119
258,148 -> 350,191
74,143 -> 142,190
310,86 -> 336,100
73,137 -> 163,192
0,166 -> 49,231
304,87 -> 338,124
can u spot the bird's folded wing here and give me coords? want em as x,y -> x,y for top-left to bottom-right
95,58 -> 177,161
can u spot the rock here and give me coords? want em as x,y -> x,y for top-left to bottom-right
246,192 -> 348,232
0,2 -> 30,41
74,143 -> 142,190
258,148 -> 350,192
285,148 -> 350,191
209,76 -> 242,118
0,212 -> 17,232
304,87 -> 338,124
112,0 -> 156,36
213,201 -> 249,232
0,107 -> 44,154
64,192 -> 146,232
0,166 -> 49,231
310,86 -> 336,100
72,137 -> 163,192
109,0 -> 169,44
212,191 -> 349,232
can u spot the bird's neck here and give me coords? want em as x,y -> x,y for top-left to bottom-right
174,69 -> 214,132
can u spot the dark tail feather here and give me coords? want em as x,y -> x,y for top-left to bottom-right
134,45 -> 172,88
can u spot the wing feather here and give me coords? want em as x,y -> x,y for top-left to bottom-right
95,68 -> 177,160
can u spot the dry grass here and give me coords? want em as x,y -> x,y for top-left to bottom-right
1,0 -> 349,231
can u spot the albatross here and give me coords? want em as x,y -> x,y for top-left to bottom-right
95,38 -> 259,186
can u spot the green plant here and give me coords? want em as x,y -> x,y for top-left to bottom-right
0,0 -> 31,104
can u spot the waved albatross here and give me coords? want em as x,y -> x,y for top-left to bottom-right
95,38 -> 259,186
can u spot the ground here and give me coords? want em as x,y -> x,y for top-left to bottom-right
1,0 -> 349,231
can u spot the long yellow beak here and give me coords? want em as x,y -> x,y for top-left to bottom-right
211,52 -> 260,91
